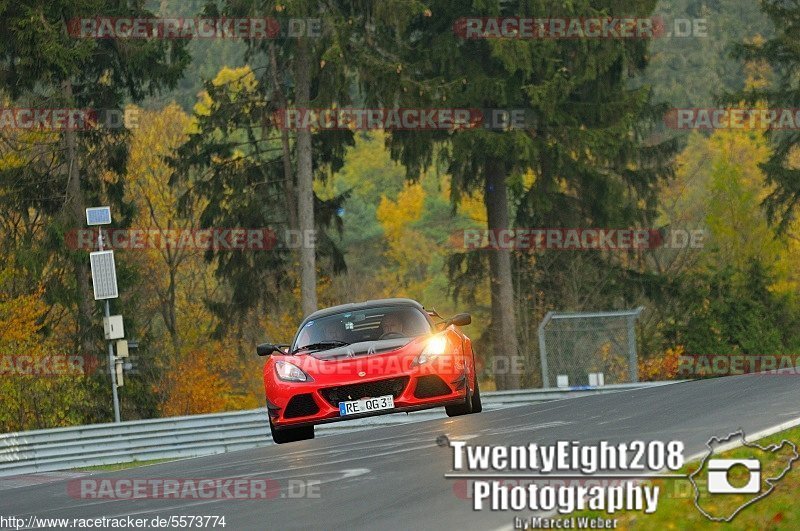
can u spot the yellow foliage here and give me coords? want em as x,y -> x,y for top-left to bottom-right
592,342 -> 629,382
661,121 -> 786,284
124,104 -> 262,415
0,283 -> 46,348
125,103 -> 207,357
440,175 -> 487,223
193,66 -> 259,119
0,98 -> 60,172
262,311 -> 300,346
376,182 -> 425,237
158,348 -> 231,416
333,131 -> 405,198
375,183 -> 435,298
458,191 -> 487,224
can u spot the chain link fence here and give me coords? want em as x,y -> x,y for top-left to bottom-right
538,307 -> 644,388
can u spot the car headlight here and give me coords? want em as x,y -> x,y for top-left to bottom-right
275,360 -> 310,382
414,335 -> 448,366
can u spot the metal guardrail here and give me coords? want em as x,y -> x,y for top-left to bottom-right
0,381 -> 679,477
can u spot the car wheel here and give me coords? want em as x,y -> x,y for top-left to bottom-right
470,377 -> 482,413
445,380 -> 473,417
270,419 -> 314,444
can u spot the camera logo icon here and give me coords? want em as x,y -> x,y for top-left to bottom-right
706,459 -> 761,494
690,431 -> 799,521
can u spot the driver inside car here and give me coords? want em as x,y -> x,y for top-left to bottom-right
321,320 -> 346,342
379,312 -> 405,339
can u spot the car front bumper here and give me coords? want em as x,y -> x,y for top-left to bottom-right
267,369 -> 469,428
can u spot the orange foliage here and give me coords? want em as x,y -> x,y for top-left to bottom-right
157,344 -> 259,417
639,345 -> 684,381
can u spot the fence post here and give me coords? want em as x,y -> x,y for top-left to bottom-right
538,312 -> 554,388
627,306 -> 645,383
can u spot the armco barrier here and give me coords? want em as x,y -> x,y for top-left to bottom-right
0,381 -> 680,477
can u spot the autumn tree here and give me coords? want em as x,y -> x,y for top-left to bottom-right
656,125 -> 800,355
0,260 -> 93,431
126,104 -> 197,355
0,0 -> 189,358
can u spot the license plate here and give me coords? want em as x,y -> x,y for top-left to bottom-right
338,395 -> 394,416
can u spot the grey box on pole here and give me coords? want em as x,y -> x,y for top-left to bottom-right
116,361 -> 124,387
103,315 -> 124,340
115,339 -> 129,358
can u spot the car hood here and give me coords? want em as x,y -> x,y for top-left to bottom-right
306,338 -> 417,360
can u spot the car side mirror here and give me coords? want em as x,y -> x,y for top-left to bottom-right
437,313 -> 472,330
450,313 -> 471,327
257,343 -> 282,357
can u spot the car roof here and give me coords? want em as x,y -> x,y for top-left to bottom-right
303,298 -> 425,322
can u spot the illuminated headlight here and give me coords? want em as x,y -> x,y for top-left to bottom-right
414,335 -> 448,366
275,361 -> 310,382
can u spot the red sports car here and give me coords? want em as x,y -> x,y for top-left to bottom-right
257,298 -> 482,444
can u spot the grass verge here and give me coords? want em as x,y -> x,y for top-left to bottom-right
72,458 -> 175,472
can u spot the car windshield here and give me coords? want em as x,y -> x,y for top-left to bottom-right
292,306 -> 433,352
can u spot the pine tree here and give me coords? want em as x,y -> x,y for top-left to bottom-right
728,0 -> 800,230
355,0 -> 676,388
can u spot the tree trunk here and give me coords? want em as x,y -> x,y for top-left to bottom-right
294,37 -> 317,316
484,160 -> 520,389
63,79 -> 95,356
269,43 -> 298,231
166,262 -> 179,356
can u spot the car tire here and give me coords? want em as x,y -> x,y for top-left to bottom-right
270,420 -> 314,444
470,377 -> 482,413
445,380 -> 474,417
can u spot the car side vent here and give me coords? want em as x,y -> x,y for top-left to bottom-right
283,394 -> 320,418
413,375 -> 452,398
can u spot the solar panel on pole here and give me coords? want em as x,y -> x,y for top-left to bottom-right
86,206 -> 112,225
90,250 -> 119,300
